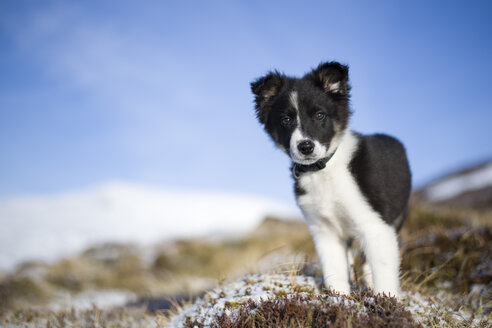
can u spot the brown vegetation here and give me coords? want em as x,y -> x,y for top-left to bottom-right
210,291 -> 419,328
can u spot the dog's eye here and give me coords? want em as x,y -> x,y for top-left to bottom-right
280,116 -> 293,126
315,112 -> 326,120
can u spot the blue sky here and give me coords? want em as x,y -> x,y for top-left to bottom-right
0,0 -> 491,204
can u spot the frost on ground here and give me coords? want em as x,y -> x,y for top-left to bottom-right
167,274 -> 419,328
402,291 -> 490,328
167,273 -> 491,328
2,273 -> 490,328
167,274 -> 318,327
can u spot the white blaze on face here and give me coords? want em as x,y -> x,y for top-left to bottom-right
290,128 -> 305,160
289,91 -> 299,111
288,90 -> 330,165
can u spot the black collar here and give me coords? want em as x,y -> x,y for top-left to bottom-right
292,150 -> 337,180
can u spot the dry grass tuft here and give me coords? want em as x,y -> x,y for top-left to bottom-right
210,291 -> 419,328
0,276 -> 53,315
152,217 -> 314,279
401,226 -> 492,293
0,306 -> 166,328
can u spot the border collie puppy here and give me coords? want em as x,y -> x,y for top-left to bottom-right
251,62 -> 411,298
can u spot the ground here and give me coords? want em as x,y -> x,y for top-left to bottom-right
1,199 -> 491,327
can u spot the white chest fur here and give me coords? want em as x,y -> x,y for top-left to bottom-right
294,131 -> 401,298
297,163 -> 358,238
296,131 -> 374,237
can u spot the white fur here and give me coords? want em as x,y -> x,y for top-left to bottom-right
362,262 -> 374,289
296,131 -> 401,298
289,91 -> 299,111
327,81 -> 341,92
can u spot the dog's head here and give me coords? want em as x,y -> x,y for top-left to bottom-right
251,61 -> 351,165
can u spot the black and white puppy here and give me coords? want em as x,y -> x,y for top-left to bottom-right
251,62 -> 411,298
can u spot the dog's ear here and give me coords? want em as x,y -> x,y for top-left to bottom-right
251,71 -> 284,124
307,62 -> 350,97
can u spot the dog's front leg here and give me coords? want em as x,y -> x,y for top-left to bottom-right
309,224 -> 351,294
359,221 -> 401,298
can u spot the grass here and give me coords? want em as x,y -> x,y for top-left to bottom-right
401,226 -> 491,293
0,306 -> 167,328
211,291 -> 419,328
153,217 -> 315,277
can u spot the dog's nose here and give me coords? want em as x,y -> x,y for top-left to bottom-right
298,140 -> 315,155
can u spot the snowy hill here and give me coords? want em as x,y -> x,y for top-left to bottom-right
0,182 -> 299,271
417,159 -> 492,208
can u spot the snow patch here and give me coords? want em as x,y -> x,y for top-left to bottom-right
0,182 -> 300,270
425,162 -> 492,201
49,289 -> 137,311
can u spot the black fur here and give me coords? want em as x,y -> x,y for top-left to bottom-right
294,181 -> 306,196
349,133 -> 411,229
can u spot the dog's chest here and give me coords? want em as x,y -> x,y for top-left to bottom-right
295,163 -> 365,237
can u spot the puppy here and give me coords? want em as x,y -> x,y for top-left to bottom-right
251,62 -> 411,298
